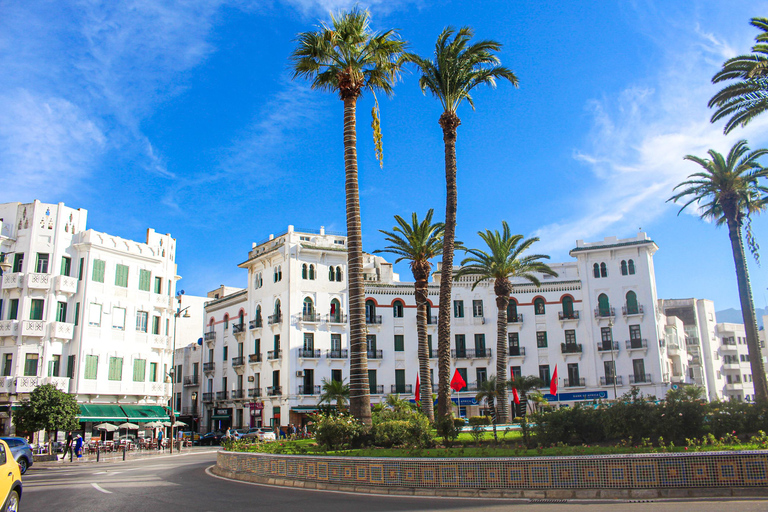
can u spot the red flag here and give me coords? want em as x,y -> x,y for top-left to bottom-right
450,369 -> 466,391
510,370 -> 520,404
415,373 -> 420,402
550,365 -> 558,396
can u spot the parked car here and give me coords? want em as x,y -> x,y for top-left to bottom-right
231,429 -> 249,440
243,428 -> 276,442
0,438 -> 33,475
0,440 -> 22,511
198,431 -> 224,446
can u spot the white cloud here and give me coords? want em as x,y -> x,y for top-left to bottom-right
280,0 -> 423,17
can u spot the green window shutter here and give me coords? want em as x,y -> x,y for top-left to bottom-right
150,362 -> 157,382
85,355 -> 98,379
74,302 -> 80,326
30,299 -> 44,320
67,355 -> 75,378
368,369 -> 377,394
138,270 -> 151,291
92,260 -> 105,283
154,277 -> 162,294
115,264 -> 129,287
115,357 -> 123,380
60,257 -> 71,276
395,369 -> 406,389
24,355 -> 38,377
428,335 -> 433,358
9,300 -> 18,320
78,258 -> 84,281
133,359 -> 146,382
152,316 -> 160,335
394,335 -> 404,352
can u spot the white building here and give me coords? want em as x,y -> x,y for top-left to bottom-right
0,200 -> 179,433
171,293 -> 210,432
201,227 -> 679,431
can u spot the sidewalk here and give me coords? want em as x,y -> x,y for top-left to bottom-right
31,446 -> 218,469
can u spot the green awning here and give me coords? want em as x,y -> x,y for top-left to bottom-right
120,405 -> 169,422
210,415 -> 231,420
78,404 -> 128,422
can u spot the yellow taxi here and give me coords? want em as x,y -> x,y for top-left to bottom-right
0,439 -> 21,511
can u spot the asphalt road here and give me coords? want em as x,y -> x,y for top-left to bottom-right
21,451 -> 768,512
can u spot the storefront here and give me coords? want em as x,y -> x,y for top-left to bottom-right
210,408 -> 231,432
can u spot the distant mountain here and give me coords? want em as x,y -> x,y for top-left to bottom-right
715,308 -> 766,329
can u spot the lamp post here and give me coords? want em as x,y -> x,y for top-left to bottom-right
608,318 -> 618,400
0,253 -> 12,274
168,290 -> 190,454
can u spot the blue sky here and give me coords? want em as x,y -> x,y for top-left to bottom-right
2,0 -> 768,311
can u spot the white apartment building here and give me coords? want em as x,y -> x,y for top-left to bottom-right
0,201 -> 178,434
201,227 -> 676,431
711,322 -> 757,402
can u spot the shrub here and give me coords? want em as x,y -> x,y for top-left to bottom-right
372,410 -> 433,448
436,416 -> 461,446
313,413 -> 366,450
468,416 -> 491,426
469,425 -> 484,444
453,418 -> 466,428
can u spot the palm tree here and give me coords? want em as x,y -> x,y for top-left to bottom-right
319,378 -> 350,410
375,210 -> 444,421
709,18 -> 768,134
475,375 -> 506,441
404,28 -> 518,419
669,140 -> 768,402
291,9 -> 406,425
456,223 -> 557,424
508,375 -> 545,415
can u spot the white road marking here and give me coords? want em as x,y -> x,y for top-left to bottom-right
91,483 -> 112,494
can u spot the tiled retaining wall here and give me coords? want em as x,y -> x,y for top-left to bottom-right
215,450 -> 768,496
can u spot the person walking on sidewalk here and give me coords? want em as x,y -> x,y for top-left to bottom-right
60,431 -> 73,461
157,429 -> 163,450
74,435 -> 83,460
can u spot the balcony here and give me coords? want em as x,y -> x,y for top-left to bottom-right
50,321 -> 74,341
267,350 -> 282,360
249,318 -> 263,329
560,343 -> 583,354
231,356 -> 245,367
1,272 -> 22,289
203,362 -> 215,373
508,346 -> 526,357
564,378 -> 586,388
327,349 -> 348,359
594,307 -> 615,318
667,343 -> 683,356
0,320 -> 18,338
231,389 -> 245,399
599,375 -> 623,386
182,406 -> 198,416
183,375 -> 199,386
327,313 -> 347,324
26,272 -> 50,290
450,348 -> 493,359
14,377 -> 39,393
720,342 -> 737,352
215,391 -> 228,400
248,387 -> 262,398
300,313 -> 322,323
54,275 -> 78,295
267,386 -> 282,396
232,324 -> 246,338
597,342 -> 620,352
367,349 -> 383,359
369,385 -> 384,395
268,313 -> 282,325
722,361 -> 740,370
20,320 -> 44,337
298,385 -> 321,395
426,315 -> 438,325
249,353 -> 262,363
202,392 -> 214,403
204,331 -> 216,345
629,373 -> 652,385
472,316 -> 486,325
299,349 -> 321,359
366,315 -> 383,325
508,313 -> 524,324
622,304 -> 644,316
558,311 -> 580,321
725,382 -> 743,391
625,339 -> 648,351
391,384 -> 413,394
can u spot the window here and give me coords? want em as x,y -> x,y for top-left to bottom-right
536,331 -> 548,348
78,258 -> 84,281
274,334 -> 280,351
597,294 -> 610,317
365,300 -> 377,323
625,291 -> 638,314
600,327 -> 613,350
331,334 -> 341,352
368,369 -> 377,394
335,267 -> 342,282
476,368 -> 487,384
67,355 -> 75,378
302,297 -> 314,318
332,369 -> 342,383
561,297 -> 574,318
12,253 -> 23,273
457,368 -> 468,388
8,299 -> 18,320
454,300 -> 464,318
46,354 -> 59,377
507,300 -> 518,321
273,265 -> 282,282
472,300 -> 483,317
604,361 -> 616,384
393,300 -> 404,318
621,260 -> 628,276
394,335 -> 404,352
114,264 -> 129,287
74,302 -> 80,326
108,357 -> 123,380
254,272 -> 263,289
84,355 -> 98,379
567,363 -> 580,386
254,338 -> 261,355
303,333 -> 314,351
600,262 -> 607,278
534,298 -> 545,315
633,359 -> 646,382
149,362 -> 158,382
92,259 -> 106,283
509,332 -> 520,353
223,346 -> 228,361
628,259 -> 635,275
394,369 -> 406,393
136,311 -> 148,333
133,359 -> 146,381
35,253 -> 49,273
56,301 -> 67,322
24,354 -> 39,376
593,263 -> 600,278
455,334 -> 466,357
139,269 -> 151,291
539,365 -> 550,385
629,325 -> 642,342
165,318 -> 169,335
61,256 -> 71,276
309,264 -> 315,280
565,330 -> 576,344
112,307 -> 126,330
428,335 -> 434,358
2,354 -> 11,377
30,299 -> 44,320
302,264 -> 308,279
474,334 -> 486,356
510,366 -> 522,380
152,316 -> 160,335
154,276 -> 162,294
328,266 -> 335,281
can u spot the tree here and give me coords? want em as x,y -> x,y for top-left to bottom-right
319,378 -> 350,411
12,384 -> 79,453
669,140 -> 768,402
375,209 -> 444,421
456,222 -> 557,423
475,375 -> 506,441
509,375 -> 545,415
404,27 -> 518,419
709,18 -> 768,134
291,9 -> 406,425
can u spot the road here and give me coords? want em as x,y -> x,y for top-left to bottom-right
22,451 -> 767,511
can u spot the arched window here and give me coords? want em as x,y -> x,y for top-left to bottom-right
625,291 -> 638,315
628,259 -> 635,275
209,318 -> 214,329
223,314 -> 229,330
309,264 -> 315,280
593,263 -> 600,278
597,293 -> 610,317
277,265 -> 282,281
303,297 -> 314,318
274,299 -> 281,317
330,299 -> 341,322
274,267 -> 278,282
255,305 -> 262,326
335,266 -> 342,282
329,266 -> 335,281
426,302 -> 433,324
534,298 -> 545,315
302,264 -> 308,279
507,300 -> 518,322
238,310 -> 244,327
365,299 -> 377,323
600,262 -> 607,278
393,300 -> 404,318
562,296 -> 574,319
620,260 -> 628,276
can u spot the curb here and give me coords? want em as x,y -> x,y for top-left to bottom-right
31,449 -> 218,469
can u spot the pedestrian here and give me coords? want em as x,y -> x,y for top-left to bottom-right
225,427 -> 231,440
74,434 -> 83,460
302,424 -> 308,439
61,431 -> 73,461
157,429 -> 163,450
279,426 -> 286,440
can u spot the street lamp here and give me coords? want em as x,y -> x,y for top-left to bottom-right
0,253 -> 12,274
608,318 -> 618,400
167,290 -> 190,454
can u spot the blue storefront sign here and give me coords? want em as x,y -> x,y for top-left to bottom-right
544,391 -> 608,402
407,396 -> 479,406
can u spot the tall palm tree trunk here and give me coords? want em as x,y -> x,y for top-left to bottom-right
726,217 -> 768,402
344,95 -> 372,425
495,295 -> 509,423
437,112 -> 460,419
415,280 -> 434,421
